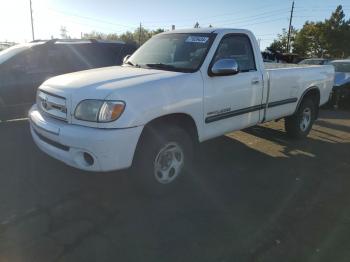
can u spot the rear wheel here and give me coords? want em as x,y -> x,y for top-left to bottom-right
132,125 -> 193,194
285,98 -> 316,139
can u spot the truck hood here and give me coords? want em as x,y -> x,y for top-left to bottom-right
334,72 -> 350,87
41,66 -> 184,100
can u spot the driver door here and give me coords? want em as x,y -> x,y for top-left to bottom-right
202,34 -> 264,139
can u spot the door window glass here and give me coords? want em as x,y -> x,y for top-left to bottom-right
213,35 -> 256,72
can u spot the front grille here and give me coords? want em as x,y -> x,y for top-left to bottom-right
37,90 -> 67,121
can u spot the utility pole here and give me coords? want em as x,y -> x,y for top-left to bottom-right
30,0 -> 35,41
286,1 -> 295,53
139,22 -> 142,46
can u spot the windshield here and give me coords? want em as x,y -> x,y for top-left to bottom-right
127,33 -> 215,72
0,43 -> 42,65
332,62 -> 350,72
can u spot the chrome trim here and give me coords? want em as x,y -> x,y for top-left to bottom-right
37,90 -> 67,121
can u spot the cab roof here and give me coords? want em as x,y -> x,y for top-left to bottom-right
161,28 -> 251,35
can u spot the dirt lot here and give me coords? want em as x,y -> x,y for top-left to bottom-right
0,109 -> 349,262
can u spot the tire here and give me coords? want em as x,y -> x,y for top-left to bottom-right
131,125 -> 194,195
285,98 -> 316,139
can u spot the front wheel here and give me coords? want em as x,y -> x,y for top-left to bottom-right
132,125 -> 194,194
285,98 -> 316,139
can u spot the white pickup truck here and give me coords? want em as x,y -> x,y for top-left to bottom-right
29,28 -> 334,192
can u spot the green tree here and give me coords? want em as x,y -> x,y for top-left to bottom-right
106,33 -> 119,40
82,27 -> 165,47
271,5 -> 350,58
267,27 -> 297,53
118,31 -> 137,45
293,22 -> 327,57
133,26 -> 150,46
323,5 -> 350,57
82,31 -> 106,40
151,28 -> 165,35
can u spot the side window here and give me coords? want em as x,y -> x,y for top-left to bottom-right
213,35 -> 256,72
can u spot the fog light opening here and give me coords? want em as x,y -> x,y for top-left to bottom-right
83,152 -> 94,166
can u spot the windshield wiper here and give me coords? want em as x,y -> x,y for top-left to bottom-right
124,60 -> 141,68
123,60 -> 134,66
145,63 -> 177,70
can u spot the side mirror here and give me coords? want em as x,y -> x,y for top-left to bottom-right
210,58 -> 239,76
123,55 -> 131,64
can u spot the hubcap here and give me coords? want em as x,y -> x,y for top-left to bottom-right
154,142 -> 184,184
300,107 -> 312,132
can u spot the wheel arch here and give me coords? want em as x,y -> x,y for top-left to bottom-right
295,86 -> 321,118
142,113 -> 199,141
132,113 -> 199,162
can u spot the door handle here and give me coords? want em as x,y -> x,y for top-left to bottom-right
251,78 -> 260,85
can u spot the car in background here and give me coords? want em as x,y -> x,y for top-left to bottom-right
328,60 -> 350,107
0,39 -> 136,120
0,42 -> 15,51
298,58 -> 332,65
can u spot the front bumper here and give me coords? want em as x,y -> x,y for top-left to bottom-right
29,105 -> 143,172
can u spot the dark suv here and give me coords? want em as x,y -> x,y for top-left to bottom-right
0,39 -> 136,120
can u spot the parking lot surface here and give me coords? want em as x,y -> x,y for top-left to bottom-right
0,109 -> 349,262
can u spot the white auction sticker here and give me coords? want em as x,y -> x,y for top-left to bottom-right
185,36 -> 209,43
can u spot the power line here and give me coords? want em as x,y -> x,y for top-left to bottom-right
31,3 -> 346,45
212,9 -> 289,27
143,4 -> 349,30
218,17 -> 287,28
144,8 -> 289,28
46,8 -> 137,29
142,2 -> 284,24
34,16 -> 137,37
174,17 -> 286,30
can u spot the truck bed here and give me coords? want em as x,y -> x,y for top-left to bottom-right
264,62 -> 321,70
262,63 -> 334,122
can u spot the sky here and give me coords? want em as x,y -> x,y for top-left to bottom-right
0,0 -> 349,50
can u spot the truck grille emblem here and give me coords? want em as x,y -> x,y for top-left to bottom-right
42,96 -> 49,110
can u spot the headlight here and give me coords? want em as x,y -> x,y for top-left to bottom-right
74,100 -> 125,122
